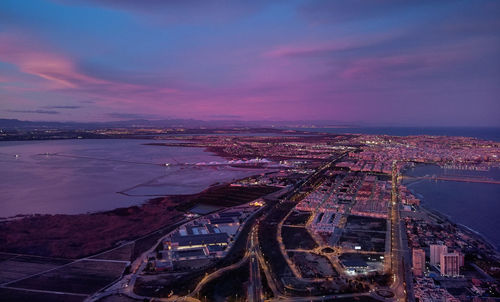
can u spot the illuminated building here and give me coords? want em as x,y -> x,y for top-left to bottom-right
440,253 -> 460,277
412,248 -> 426,277
430,244 -> 447,266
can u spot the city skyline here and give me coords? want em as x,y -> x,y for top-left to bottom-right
1,0 -> 499,126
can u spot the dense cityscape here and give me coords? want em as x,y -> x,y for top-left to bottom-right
0,127 -> 499,302
1,1 -> 500,301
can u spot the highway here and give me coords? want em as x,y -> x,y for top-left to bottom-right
189,225 -> 258,298
85,218 -> 191,302
87,189 -> 278,302
189,221 -> 266,302
190,251 -> 251,297
255,236 -> 281,298
271,291 -> 374,301
248,226 -> 264,302
389,162 -> 414,302
89,152 -> 402,302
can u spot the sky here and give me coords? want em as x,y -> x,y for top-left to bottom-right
0,0 -> 499,126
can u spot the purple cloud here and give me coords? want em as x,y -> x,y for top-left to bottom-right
0,0 -> 498,126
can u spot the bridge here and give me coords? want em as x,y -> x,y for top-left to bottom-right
402,175 -> 500,185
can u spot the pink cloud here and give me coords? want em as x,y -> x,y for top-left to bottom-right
339,41 -> 485,80
0,34 -> 178,104
263,30 -> 404,59
0,34 -> 101,89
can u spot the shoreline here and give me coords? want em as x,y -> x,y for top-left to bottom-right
0,164 -> 269,220
0,179 -> 280,259
0,195 -> 185,259
403,164 -> 500,253
0,139 -> 270,219
409,186 -> 500,253
419,205 -> 499,254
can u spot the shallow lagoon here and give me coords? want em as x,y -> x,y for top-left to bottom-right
0,139 -> 262,217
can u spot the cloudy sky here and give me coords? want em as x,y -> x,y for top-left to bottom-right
0,0 -> 499,126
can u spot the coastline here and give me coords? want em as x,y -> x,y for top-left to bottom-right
0,195 -> 185,259
403,164 -> 500,253
0,138 -> 270,217
0,180 -> 279,259
406,179 -> 500,254
419,205 -> 499,254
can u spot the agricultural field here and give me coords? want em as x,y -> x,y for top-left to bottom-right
91,243 -> 134,262
0,288 -> 85,302
9,260 -> 126,295
0,254 -> 71,284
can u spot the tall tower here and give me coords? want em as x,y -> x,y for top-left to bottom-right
412,248 -> 426,277
440,253 -> 460,276
430,244 -> 448,266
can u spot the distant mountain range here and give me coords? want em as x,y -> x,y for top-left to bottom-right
0,118 -> 359,130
